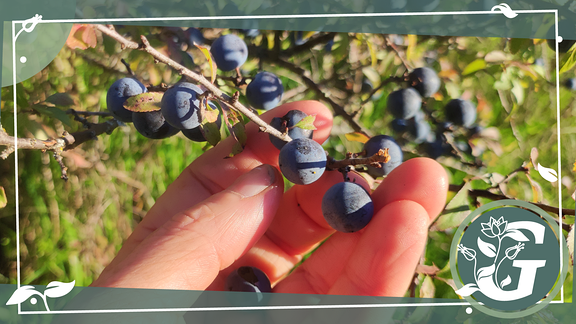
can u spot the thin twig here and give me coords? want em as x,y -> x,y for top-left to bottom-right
326,148 -> 390,171
448,183 -> 575,221
94,24 -> 292,143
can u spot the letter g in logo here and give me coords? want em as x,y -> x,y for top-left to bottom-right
450,200 -> 568,318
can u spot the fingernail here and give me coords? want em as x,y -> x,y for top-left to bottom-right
231,164 -> 276,198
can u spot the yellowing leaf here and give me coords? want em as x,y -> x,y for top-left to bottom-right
560,47 -> 576,74
123,92 -> 163,112
196,44 -> 216,83
345,132 -> 370,144
366,37 -> 377,68
0,186 -> 6,209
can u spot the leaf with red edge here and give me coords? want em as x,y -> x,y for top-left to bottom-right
124,92 -> 163,112
292,115 -> 317,131
81,25 -> 97,48
65,24 -> 97,50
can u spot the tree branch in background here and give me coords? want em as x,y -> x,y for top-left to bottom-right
448,183 -> 574,231
268,57 -> 371,136
94,24 -> 293,144
0,119 -> 124,179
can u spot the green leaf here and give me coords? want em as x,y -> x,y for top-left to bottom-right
200,121 -> 221,147
123,92 -> 163,112
511,80 -> 525,105
559,47 -> 576,74
32,105 -> 73,127
431,182 -> 472,231
0,186 -> 6,209
45,93 -> 75,107
462,59 -> 486,76
103,35 -> 117,56
292,115 -> 317,130
509,38 -> 531,55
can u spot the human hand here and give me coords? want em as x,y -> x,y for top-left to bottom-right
91,100 -> 449,296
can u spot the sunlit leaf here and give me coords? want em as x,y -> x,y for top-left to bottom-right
123,92 -> 163,112
0,186 -> 6,209
530,147 -> 539,169
560,46 -> 576,74
65,24 -> 97,50
366,37 -> 378,68
525,174 -> 543,202
462,59 -> 487,75
196,44 -> 216,83
419,275 -> 435,298
344,132 -> 370,144
292,115 -> 317,131
477,237 -> 496,258
431,182 -> 471,231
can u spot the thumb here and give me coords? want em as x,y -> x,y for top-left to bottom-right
93,164 -> 284,290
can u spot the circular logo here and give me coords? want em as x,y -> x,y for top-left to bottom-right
450,200 -> 568,318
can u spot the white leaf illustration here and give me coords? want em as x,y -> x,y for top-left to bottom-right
455,283 -> 479,297
6,286 -> 40,305
44,280 -> 75,299
477,264 -> 496,281
502,229 -> 529,242
500,275 -> 512,288
477,237 -> 497,258
537,163 -> 558,182
490,3 -> 518,18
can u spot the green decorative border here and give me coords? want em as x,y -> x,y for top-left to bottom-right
449,199 -> 569,318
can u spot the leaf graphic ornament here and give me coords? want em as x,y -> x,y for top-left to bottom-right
6,286 -> 40,305
44,280 -> 75,298
502,229 -> 529,242
537,163 -> 558,182
500,275 -> 512,288
477,264 -> 496,281
477,237 -> 497,258
455,283 -> 479,297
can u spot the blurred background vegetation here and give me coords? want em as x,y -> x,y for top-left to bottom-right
0,24 -> 574,302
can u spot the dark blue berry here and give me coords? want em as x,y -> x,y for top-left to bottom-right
210,34 -> 248,71
269,110 -> 313,150
322,182 -> 374,233
106,78 -> 147,123
278,138 -> 326,185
